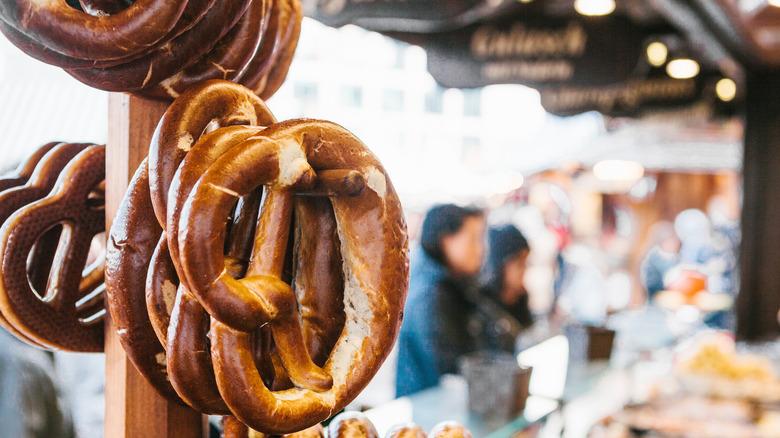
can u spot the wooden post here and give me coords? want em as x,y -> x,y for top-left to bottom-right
105,93 -> 206,437
736,69 -> 780,341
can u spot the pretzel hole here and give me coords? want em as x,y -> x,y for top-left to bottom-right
87,181 -> 106,211
26,222 -> 76,301
76,283 -> 106,326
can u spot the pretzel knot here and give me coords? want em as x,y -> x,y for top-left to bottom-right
0,143 -> 106,352
105,81 -> 409,433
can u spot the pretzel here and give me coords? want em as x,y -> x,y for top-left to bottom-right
223,416 -> 324,438
1,1 -> 300,101
0,141 -> 60,192
156,126 -> 266,414
65,0 -> 252,92
105,82 -> 408,433
427,422 -> 472,438
385,424 -> 427,438
141,0 -> 271,100
0,142 -> 97,347
237,0 -> 301,100
326,412 -> 378,438
0,0 -> 188,61
107,83 -> 275,407
0,145 -> 105,352
148,80 -> 276,227
179,119 -> 408,433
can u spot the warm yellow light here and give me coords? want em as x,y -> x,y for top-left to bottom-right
666,59 -> 700,79
574,0 -> 615,16
646,42 -> 668,67
769,0 -> 780,7
716,78 -> 737,102
593,160 -> 645,182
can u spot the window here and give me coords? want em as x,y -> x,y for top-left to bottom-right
463,88 -> 482,117
293,82 -> 318,102
340,85 -> 363,108
383,89 -> 404,111
425,86 -> 444,113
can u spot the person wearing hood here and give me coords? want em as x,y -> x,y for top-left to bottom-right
395,204 -> 486,397
473,224 -> 534,353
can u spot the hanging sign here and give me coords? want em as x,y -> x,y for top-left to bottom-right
304,0 -> 515,32
539,74 -> 707,117
388,15 -> 647,89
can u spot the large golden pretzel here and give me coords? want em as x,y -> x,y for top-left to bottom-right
105,80 -> 409,433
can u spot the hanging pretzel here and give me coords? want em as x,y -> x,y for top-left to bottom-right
177,119 -> 408,433
0,0 -> 216,70
0,142 -> 98,348
105,162 -> 182,402
0,0 -> 188,61
386,424 -> 427,438
427,422 -> 473,438
223,416 -> 324,438
65,0 -> 252,92
106,82 -> 275,408
0,141 -> 60,192
326,412 -> 378,438
237,0 -> 301,100
0,145 -> 105,352
141,0 -> 272,100
1,1 -> 300,101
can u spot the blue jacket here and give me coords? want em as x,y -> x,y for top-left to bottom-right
395,248 -> 476,397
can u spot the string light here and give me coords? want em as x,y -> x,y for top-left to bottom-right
666,59 -> 700,79
574,0 -> 615,16
646,42 -> 668,67
716,78 -> 737,102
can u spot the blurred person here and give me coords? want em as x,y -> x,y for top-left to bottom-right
395,204 -> 486,397
473,225 -> 533,353
639,221 -> 681,300
0,329 -> 75,438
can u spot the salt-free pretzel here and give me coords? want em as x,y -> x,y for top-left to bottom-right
105,161 -> 181,402
0,0 -> 216,70
237,0 -> 301,100
141,0 -> 271,100
106,82 -> 275,408
0,142 -> 96,347
1,1 -> 300,102
154,126 -> 266,414
0,141 -> 60,193
385,424 -> 427,438
326,412 -> 378,438
0,145 -> 105,352
222,416 -> 324,438
0,0 -> 188,61
427,422 -> 473,438
148,79 -> 276,227
65,0 -> 252,92
178,118 -> 409,433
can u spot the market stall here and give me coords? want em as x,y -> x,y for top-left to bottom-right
0,0 -> 778,437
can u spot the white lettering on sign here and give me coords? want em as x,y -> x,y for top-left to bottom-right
471,23 -> 587,59
542,79 -> 697,113
482,60 -> 574,82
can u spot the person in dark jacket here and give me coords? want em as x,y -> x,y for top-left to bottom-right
473,225 -> 534,353
395,204 -> 485,397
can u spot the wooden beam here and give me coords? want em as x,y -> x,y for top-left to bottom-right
736,69 -> 780,341
105,93 -> 206,437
